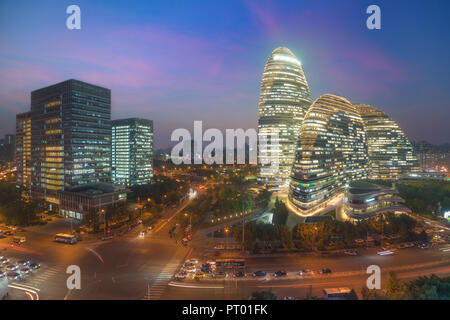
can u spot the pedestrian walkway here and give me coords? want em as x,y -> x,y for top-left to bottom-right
143,262 -> 180,300
20,264 -> 64,288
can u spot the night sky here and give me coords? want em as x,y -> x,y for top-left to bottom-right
1,0 -> 449,148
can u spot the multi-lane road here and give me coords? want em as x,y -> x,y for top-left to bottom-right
2,198 -> 450,300
1,199 -> 194,300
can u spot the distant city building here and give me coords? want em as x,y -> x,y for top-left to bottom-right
58,184 -> 128,220
111,118 -> 153,186
0,133 -> 16,164
412,141 -> 450,173
343,181 -> 411,222
16,112 -> 32,189
355,104 -> 420,179
16,79 -> 112,209
257,47 -> 312,188
288,94 -> 369,215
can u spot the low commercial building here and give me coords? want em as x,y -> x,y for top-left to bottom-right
58,184 -> 128,220
343,181 -> 411,221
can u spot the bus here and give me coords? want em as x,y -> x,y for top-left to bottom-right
215,259 -> 245,270
54,233 -> 77,244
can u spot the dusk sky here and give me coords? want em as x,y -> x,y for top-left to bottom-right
1,0 -> 449,148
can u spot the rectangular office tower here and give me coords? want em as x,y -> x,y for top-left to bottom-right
112,118 -> 153,186
24,79 -> 111,207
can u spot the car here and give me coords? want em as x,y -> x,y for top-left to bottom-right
139,231 -> 146,237
0,257 -> 9,264
273,270 -> 287,277
234,271 -> 245,278
6,271 -> 21,280
147,225 -> 154,231
213,271 -> 227,279
184,260 -> 196,267
253,270 -> 266,277
194,272 -> 205,279
18,260 -> 30,266
6,264 -> 19,271
184,265 -> 196,273
298,269 -> 313,276
174,272 -> 187,280
20,267 -> 31,275
4,231 -> 13,236
0,270 -> 5,278
28,262 -> 40,270
189,258 -> 199,265
344,250 -> 358,256
377,250 -> 395,256
319,268 -> 332,274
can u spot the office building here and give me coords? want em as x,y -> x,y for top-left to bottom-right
112,118 -> 153,186
257,47 -> 312,188
19,79 -> 112,208
288,94 -> 369,215
355,104 -> 420,179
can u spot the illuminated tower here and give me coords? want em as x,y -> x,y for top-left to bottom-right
288,94 -> 369,214
354,104 -> 420,179
257,47 -> 312,188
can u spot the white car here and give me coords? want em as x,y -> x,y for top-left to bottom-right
188,258 -> 199,265
184,265 -> 197,273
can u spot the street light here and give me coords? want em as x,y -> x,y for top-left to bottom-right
224,227 -> 230,252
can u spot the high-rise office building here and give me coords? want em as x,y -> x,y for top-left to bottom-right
16,112 -> 32,190
288,94 -> 369,214
355,104 -> 420,179
112,118 -> 153,186
257,47 -> 312,188
23,79 -> 111,207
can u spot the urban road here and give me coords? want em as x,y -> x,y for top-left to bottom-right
2,205 -> 450,299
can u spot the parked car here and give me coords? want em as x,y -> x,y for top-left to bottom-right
174,272 -> 187,280
18,260 -> 30,266
20,267 -> 31,275
29,262 -> 40,270
213,271 -> 227,279
7,271 -> 21,280
0,270 -> 5,278
6,264 -> 19,271
273,270 -> 287,277
344,250 -> 358,256
0,257 -> 9,264
253,270 -> 266,277
194,272 -> 205,279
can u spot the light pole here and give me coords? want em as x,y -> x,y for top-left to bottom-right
225,227 -> 229,253
101,209 -> 106,237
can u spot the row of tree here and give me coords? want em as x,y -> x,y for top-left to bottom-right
362,273 -> 450,300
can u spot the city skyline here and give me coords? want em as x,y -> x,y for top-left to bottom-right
1,0 -> 450,149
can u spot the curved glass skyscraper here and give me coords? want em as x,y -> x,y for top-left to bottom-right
257,47 -> 312,188
354,104 -> 420,179
288,94 -> 369,214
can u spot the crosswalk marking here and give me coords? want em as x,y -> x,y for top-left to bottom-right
143,262 -> 180,300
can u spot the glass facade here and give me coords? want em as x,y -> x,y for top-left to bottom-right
288,94 -> 369,214
257,47 -> 312,188
26,79 -> 111,205
355,104 -> 420,179
16,111 -> 32,191
112,118 -> 153,186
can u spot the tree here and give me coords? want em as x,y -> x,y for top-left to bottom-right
272,198 -> 289,226
250,289 -> 277,300
386,272 -> 403,299
276,225 -> 294,249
